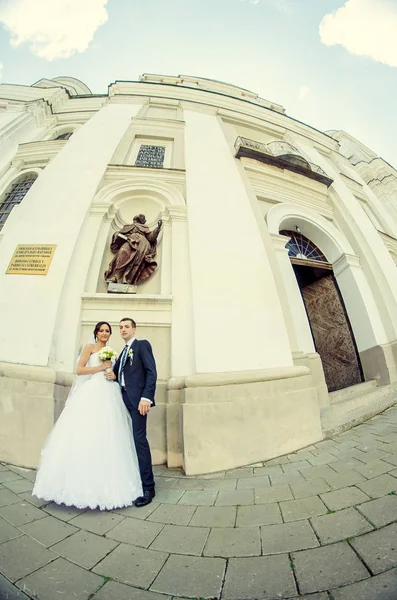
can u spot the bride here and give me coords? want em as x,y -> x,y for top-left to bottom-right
33,321 -> 143,510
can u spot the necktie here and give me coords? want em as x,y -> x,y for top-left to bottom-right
120,345 -> 129,384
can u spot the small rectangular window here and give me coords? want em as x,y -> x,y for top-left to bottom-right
135,145 -> 165,168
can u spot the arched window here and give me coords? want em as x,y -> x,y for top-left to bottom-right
54,132 -> 73,140
280,230 -> 328,263
0,174 -> 38,230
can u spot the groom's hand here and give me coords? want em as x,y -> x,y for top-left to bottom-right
138,399 -> 151,415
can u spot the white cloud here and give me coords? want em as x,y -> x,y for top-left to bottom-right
0,0 -> 108,61
299,85 -> 310,100
319,0 -> 397,67
0,63 -> 3,80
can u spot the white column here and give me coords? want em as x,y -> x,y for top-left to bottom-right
270,233 -> 315,354
184,110 -> 292,373
333,254 -> 387,350
169,206 -> 195,376
0,104 -> 141,366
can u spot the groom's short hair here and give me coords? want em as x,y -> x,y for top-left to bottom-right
120,317 -> 136,328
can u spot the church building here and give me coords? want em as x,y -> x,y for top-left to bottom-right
1,74 -> 397,474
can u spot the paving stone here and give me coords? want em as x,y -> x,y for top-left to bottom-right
69,509 -> 125,534
282,460 -> 312,472
150,524 -> 209,555
319,486 -> 370,510
291,595 -> 329,600
355,459 -> 395,479
327,458 -> 367,472
106,516 -> 163,547
170,478 -> 206,490
150,554 -> 225,598
147,504 -> 196,525
355,449 -> 391,463
253,465 -> 283,476
203,478 -> 237,490
0,488 -> 20,507
311,507 -> 374,544
261,519 -> 319,554
290,478 -> 331,499
383,453 -> 397,467
236,503 -> 282,527
236,475 -> 270,489
204,526 -> 261,557
356,474 -> 397,498
152,489 -> 184,504
269,471 -> 305,486
18,491 -> 50,508
51,529 -> 119,569
201,470 -> 226,479
254,484 -> 293,504
155,477 -> 178,490
113,501 -> 159,520
16,557 -> 103,600
357,493 -> 397,527
225,467 -> 254,478
300,465 -> 340,481
308,453 -> 339,466
222,554 -> 297,599
2,479 -> 33,494
0,514 -> 23,543
93,543 -> 168,589
0,535 -> 55,582
331,568 -> 397,600
280,496 -> 328,522
177,490 -> 218,506
215,489 -> 254,506
188,505 -> 236,528
288,450 -> 317,461
292,542 -> 370,594
0,471 -> 22,483
0,501 -> 47,526
93,580 -> 171,600
350,522 -> 397,574
20,515 -> 78,546
315,440 -> 339,452
324,469 -> 367,490
264,456 -> 290,466
1,575 -> 30,599
43,502 -> 88,521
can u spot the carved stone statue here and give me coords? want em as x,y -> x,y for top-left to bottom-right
104,214 -> 162,286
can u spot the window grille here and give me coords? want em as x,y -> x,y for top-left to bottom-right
0,175 -> 37,230
135,145 -> 165,168
280,230 -> 328,263
55,132 -> 73,140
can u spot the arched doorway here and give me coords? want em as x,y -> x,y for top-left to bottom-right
280,229 -> 364,392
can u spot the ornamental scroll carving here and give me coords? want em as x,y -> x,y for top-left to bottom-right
104,214 -> 162,286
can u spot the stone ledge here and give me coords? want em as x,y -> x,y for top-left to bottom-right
0,362 -> 74,387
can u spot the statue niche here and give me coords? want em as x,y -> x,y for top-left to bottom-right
104,214 -> 162,288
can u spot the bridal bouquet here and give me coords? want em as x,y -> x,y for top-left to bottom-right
98,347 -> 118,372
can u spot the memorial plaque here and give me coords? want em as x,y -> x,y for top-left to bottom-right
6,244 -> 56,275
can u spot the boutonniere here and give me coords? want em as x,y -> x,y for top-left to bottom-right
128,348 -> 134,365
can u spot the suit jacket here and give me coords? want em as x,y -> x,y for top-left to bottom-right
114,339 -> 157,408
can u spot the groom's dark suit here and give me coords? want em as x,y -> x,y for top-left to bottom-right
114,339 -> 157,491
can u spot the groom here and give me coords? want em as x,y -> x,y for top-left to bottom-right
107,317 -> 157,507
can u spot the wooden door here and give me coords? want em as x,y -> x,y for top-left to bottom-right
301,273 -> 363,392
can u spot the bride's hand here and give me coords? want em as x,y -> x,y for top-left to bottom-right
102,360 -> 112,370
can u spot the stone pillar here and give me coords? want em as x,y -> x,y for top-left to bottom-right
0,103 -> 142,366
184,110 -> 292,373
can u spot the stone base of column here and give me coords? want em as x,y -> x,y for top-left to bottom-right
360,341 -> 397,386
178,366 -> 323,475
0,362 -> 168,469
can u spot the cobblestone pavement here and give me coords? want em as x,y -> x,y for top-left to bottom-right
2,407 -> 397,599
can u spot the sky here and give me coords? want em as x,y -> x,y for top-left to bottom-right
0,0 -> 396,167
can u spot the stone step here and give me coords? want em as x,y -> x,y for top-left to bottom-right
321,381 -> 397,437
329,380 -> 377,405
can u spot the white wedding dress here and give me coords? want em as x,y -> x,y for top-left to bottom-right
33,352 -> 143,510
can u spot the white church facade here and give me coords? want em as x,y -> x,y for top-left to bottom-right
1,74 -> 397,475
